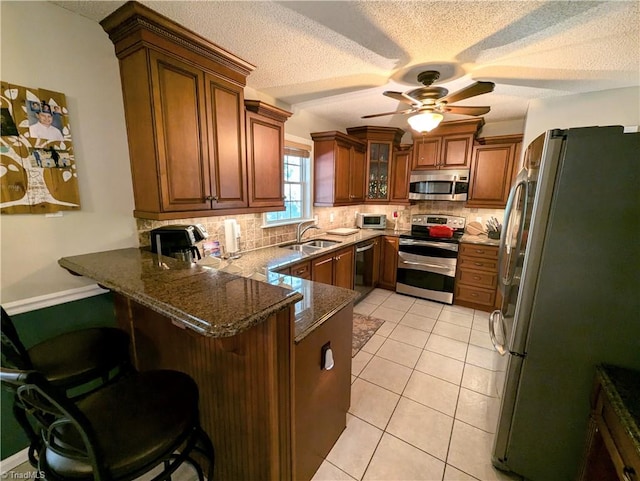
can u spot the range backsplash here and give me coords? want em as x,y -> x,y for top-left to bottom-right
136,202 -> 504,254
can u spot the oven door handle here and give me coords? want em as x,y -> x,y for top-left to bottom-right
399,258 -> 452,271
399,239 -> 458,252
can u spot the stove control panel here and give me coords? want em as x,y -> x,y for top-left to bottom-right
411,214 -> 466,230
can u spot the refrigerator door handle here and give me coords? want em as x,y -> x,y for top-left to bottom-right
499,174 -> 528,288
489,310 -> 508,355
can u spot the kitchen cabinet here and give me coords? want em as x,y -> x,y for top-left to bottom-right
346,126 -> 405,203
245,100 -> 292,209
411,119 -> 483,170
579,366 -> 640,481
389,145 -> 413,204
467,135 -> 523,208
454,243 -> 499,311
102,2 -> 289,220
378,236 -> 399,290
295,304 -> 352,481
311,246 -> 355,290
311,131 -> 367,206
281,260 -> 311,280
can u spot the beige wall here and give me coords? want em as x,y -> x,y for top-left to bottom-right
523,87 -> 640,147
0,1 -> 137,303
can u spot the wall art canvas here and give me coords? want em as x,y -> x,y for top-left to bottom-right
1,81 -> 80,214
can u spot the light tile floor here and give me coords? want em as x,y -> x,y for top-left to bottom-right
6,289 -> 522,481
313,289 -> 522,481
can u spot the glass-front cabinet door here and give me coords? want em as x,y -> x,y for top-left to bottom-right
346,126 -> 405,204
367,141 -> 391,200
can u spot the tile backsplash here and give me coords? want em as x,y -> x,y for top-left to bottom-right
136,202 -> 504,254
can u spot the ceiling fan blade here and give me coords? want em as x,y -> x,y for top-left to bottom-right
443,105 -> 491,116
440,81 -> 495,104
361,108 -> 416,119
383,91 -> 420,106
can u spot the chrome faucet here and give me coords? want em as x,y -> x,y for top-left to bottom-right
296,220 -> 320,243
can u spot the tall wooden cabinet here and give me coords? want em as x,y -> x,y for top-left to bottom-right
244,100 -> 292,209
467,135 -> 523,208
102,1 -> 289,220
412,119 -> 484,170
311,131 -> 367,206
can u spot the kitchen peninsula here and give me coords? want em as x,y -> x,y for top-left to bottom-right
58,246 -> 358,480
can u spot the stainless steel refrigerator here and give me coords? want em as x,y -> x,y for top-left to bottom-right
489,126 -> 640,481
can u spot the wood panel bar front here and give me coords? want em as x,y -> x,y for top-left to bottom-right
114,293 -> 294,481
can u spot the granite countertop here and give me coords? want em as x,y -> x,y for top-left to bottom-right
460,233 -> 501,246
58,248 -> 302,338
200,228 -> 406,342
596,364 -> 640,455
59,229 -> 405,343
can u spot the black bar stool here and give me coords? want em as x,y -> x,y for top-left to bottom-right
1,367 -> 215,481
1,305 -> 132,465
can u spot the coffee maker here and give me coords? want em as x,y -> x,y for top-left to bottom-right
149,224 -> 208,262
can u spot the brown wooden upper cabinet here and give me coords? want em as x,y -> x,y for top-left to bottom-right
389,145 -> 413,204
346,126 -> 405,203
466,134 -> 523,208
411,119 -> 484,171
311,131 -> 366,206
101,2 -> 289,220
245,100 -> 292,210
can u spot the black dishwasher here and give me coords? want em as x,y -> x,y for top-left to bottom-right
354,239 -> 377,300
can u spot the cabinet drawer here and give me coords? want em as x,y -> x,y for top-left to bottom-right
600,391 -> 640,480
459,243 -> 499,260
455,284 -> 496,306
458,269 -> 497,289
290,261 -> 311,279
458,256 -> 498,271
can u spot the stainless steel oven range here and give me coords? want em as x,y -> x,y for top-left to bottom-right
396,214 -> 466,304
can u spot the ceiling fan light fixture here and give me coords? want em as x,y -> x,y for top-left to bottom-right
407,111 -> 444,133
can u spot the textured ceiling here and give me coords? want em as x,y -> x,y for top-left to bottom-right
53,0 -> 640,131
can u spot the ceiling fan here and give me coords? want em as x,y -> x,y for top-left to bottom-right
362,70 -> 495,132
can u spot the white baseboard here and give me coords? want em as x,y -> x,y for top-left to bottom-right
0,447 -> 29,472
2,284 -> 109,316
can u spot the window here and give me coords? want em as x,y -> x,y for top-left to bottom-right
263,142 -> 311,226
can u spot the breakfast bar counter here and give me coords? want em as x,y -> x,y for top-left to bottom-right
58,245 -> 360,481
59,247 -> 303,337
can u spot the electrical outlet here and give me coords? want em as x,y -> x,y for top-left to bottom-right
329,213 -> 335,223
476,216 -> 482,223
314,215 -> 319,224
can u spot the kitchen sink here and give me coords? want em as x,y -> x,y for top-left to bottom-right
280,239 -> 341,252
303,239 -> 341,248
281,244 -> 322,252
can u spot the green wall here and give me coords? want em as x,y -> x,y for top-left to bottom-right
1,293 -> 117,460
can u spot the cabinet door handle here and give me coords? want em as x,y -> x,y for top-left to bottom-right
474,262 -> 483,266
475,250 -> 485,254
473,275 -> 481,280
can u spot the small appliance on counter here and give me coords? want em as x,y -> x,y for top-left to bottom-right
150,224 -> 208,262
356,213 -> 387,229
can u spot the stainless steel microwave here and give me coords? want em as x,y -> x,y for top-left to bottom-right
356,213 -> 387,229
409,169 -> 470,201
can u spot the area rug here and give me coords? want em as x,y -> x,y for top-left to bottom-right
352,313 -> 385,357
